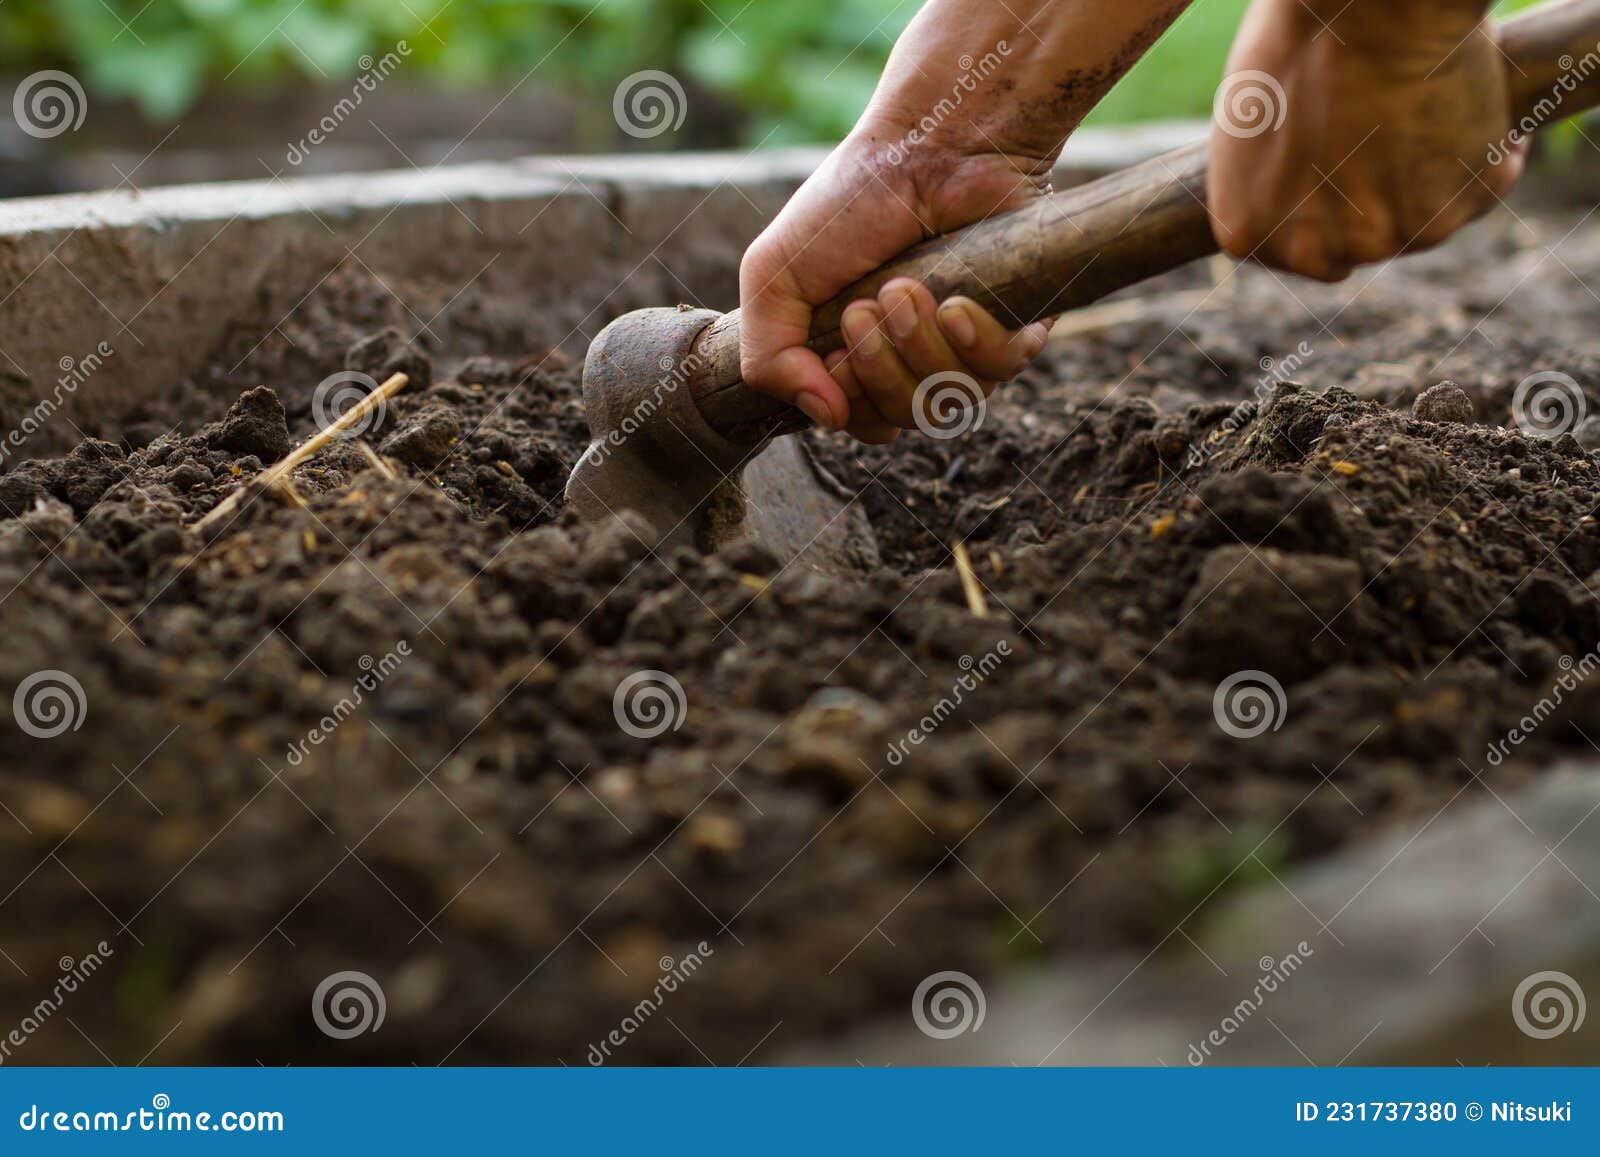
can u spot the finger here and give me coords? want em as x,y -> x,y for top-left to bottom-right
739,259 -> 850,430
1264,218 -> 1350,283
935,296 -> 1050,381
841,300 -> 923,429
826,349 -> 901,445
878,278 -> 985,384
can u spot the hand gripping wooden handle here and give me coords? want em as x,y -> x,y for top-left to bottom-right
687,0 -> 1600,445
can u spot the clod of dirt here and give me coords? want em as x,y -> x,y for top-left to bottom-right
1173,545 -> 1371,682
379,406 -> 460,468
346,326 -> 434,391
1411,381 -> 1474,424
205,385 -> 292,462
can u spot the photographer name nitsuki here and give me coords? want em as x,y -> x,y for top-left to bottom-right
1492,1101 -> 1573,1122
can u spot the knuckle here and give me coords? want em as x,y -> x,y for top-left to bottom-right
1212,212 -> 1265,260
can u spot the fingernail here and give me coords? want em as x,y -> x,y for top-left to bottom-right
796,393 -> 834,430
1021,322 -> 1050,359
843,306 -> 883,358
886,286 -> 918,340
938,302 -> 977,349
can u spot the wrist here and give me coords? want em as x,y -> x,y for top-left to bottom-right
856,38 -> 1049,163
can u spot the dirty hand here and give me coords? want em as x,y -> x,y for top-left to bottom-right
739,132 -> 1051,444
1209,0 -> 1521,281
739,0 -> 1192,442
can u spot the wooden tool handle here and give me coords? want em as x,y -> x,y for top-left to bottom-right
690,0 -> 1600,444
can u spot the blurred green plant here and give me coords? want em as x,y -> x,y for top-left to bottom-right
0,0 -> 1568,144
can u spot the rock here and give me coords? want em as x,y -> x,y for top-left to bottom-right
1411,381 -> 1474,424
346,326 -> 434,391
210,386 -> 291,462
379,407 -> 459,468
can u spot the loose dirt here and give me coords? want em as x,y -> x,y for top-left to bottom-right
2,181 -> 1599,1065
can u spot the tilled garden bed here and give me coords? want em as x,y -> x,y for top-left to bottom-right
1,161 -> 1599,1065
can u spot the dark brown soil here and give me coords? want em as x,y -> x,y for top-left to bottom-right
3,182 -> 1600,1066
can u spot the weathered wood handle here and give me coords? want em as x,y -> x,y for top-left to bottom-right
690,0 -> 1600,444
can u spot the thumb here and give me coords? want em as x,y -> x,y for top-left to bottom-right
739,259 -> 850,430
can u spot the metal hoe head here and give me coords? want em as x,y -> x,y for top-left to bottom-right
565,307 -> 879,573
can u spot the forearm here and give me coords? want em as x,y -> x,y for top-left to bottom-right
857,0 -> 1193,163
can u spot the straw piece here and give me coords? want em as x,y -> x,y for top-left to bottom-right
196,372 -> 408,533
952,541 -> 989,619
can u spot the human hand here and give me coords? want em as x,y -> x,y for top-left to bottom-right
1208,0 -> 1519,281
738,128 -> 1052,444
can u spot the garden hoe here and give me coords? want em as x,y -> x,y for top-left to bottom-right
565,0 -> 1600,574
